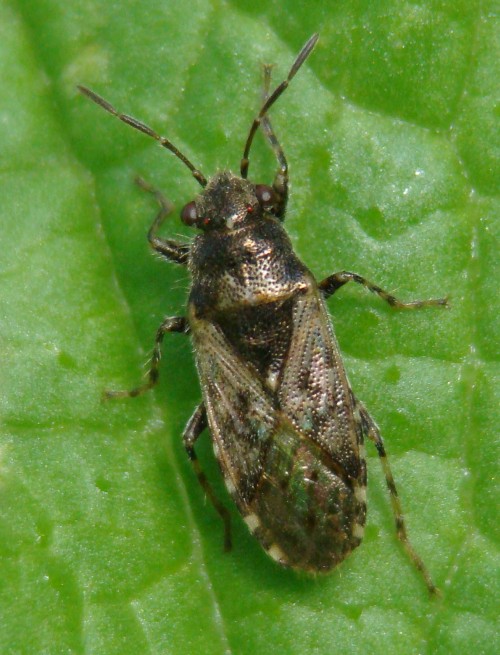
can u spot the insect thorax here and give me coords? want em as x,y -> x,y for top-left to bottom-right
189,214 -> 310,314
188,211 -> 310,376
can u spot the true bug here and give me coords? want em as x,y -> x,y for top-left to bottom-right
79,33 -> 446,593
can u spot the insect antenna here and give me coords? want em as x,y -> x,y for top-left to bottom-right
77,85 -> 207,187
240,33 -> 318,179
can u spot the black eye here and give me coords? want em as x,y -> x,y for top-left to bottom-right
255,184 -> 276,208
180,201 -> 198,226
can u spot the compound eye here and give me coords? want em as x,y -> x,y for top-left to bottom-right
180,201 -> 198,226
255,184 -> 276,209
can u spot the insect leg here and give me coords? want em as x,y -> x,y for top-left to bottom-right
183,403 -> 232,551
319,271 -> 448,308
261,64 -> 288,219
358,403 -> 439,595
104,316 -> 188,400
134,177 -> 190,265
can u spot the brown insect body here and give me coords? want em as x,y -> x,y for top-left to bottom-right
189,172 -> 366,571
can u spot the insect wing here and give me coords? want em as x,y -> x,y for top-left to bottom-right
279,286 -> 364,481
191,316 -> 278,505
191,286 -> 367,571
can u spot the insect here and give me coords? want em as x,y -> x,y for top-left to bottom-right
79,34 -> 447,593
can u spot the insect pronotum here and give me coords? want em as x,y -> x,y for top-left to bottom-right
79,33 -> 447,593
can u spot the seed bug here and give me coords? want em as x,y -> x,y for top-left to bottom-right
79,33 -> 447,593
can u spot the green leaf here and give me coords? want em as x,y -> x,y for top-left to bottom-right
1,1 -> 498,653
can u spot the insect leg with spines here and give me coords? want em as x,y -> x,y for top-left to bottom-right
183,402 -> 232,551
103,314 -> 187,400
319,273 -> 446,594
136,176 -> 190,264
319,271 -> 448,308
357,402 -> 439,595
103,178 -> 190,400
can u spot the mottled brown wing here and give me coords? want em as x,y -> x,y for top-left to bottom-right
191,316 -> 281,505
191,294 -> 366,571
278,286 -> 361,478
